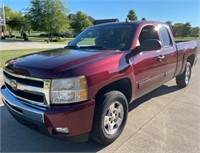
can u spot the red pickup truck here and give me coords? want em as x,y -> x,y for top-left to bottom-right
1,21 -> 198,144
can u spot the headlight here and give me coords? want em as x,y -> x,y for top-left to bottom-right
51,76 -> 88,104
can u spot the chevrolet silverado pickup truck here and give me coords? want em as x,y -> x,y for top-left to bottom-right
1,21 -> 198,145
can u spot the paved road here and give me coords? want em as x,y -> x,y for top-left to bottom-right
0,39 -> 66,50
0,41 -> 200,152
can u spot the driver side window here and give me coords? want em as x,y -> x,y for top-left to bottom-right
139,25 -> 159,45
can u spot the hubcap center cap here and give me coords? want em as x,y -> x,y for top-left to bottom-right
111,116 -> 115,121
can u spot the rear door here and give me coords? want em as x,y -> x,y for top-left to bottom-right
159,25 -> 177,81
132,25 -> 166,98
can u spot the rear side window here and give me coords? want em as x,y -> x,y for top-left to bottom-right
160,26 -> 172,47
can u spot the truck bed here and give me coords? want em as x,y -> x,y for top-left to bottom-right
175,40 -> 197,77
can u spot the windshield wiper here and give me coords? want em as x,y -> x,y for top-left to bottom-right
79,46 -> 105,49
65,45 -> 105,50
65,45 -> 79,49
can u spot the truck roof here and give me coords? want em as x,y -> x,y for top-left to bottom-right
92,21 -> 166,27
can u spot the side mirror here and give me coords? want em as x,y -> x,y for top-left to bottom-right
141,39 -> 162,51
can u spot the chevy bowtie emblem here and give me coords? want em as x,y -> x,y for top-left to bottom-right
10,79 -> 18,90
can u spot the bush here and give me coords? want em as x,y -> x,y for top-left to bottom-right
44,37 -> 65,42
16,36 -> 23,39
4,35 -> 16,38
44,39 -> 48,42
40,33 -> 74,38
40,34 -> 48,37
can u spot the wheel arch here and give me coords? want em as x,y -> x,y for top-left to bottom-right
187,54 -> 195,67
95,78 -> 132,104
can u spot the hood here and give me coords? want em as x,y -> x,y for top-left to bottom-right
4,48 -> 124,78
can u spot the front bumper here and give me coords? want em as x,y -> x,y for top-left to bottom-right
1,85 -> 95,141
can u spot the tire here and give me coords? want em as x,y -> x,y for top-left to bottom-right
176,62 -> 192,88
91,91 -> 128,145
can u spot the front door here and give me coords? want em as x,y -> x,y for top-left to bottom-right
132,25 -> 166,98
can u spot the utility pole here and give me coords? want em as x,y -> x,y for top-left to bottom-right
0,4 -> 6,39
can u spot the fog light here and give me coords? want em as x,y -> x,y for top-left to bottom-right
55,127 -> 69,134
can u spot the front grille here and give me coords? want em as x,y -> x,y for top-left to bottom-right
3,70 -> 51,107
4,71 -> 44,88
5,83 -> 44,102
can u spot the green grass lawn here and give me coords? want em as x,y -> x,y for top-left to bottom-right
0,48 -> 51,68
28,37 -> 73,44
174,37 -> 200,41
7,36 -> 73,44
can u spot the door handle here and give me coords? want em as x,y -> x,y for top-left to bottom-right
157,55 -> 165,61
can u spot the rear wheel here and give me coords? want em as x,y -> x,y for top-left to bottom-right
176,62 -> 191,88
91,91 -> 128,145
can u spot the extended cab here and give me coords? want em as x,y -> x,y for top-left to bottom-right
1,21 -> 198,144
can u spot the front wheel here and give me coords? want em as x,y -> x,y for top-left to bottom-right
176,62 -> 192,88
91,91 -> 128,145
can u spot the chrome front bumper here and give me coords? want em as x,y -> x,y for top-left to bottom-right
1,85 -> 95,141
1,85 -> 45,123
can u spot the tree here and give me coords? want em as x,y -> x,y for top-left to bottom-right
5,6 -> 14,35
7,14 -> 24,33
191,27 -> 200,37
127,10 -> 137,21
4,6 -> 14,21
5,7 -> 26,36
22,14 -> 32,35
141,17 -> 146,21
27,0 -> 43,31
165,21 -> 173,31
181,22 -> 191,38
27,0 -> 71,41
165,21 -> 172,27
173,23 -> 184,37
70,11 -> 92,34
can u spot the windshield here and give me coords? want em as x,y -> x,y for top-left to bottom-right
67,24 -> 136,51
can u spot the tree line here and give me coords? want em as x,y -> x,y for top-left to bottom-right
3,1 -> 200,41
165,21 -> 199,38
127,10 -> 200,39
4,0 -> 92,41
